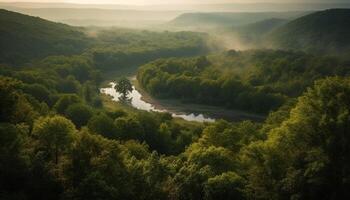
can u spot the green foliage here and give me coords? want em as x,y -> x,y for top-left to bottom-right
0,123 -> 29,197
22,83 -> 51,103
170,12 -> 301,29
115,77 -> 133,99
267,9 -> 350,54
138,49 -> 350,114
32,115 -> 76,164
228,18 -> 288,45
65,130 -> 131,199
90,29 -> 210,70
204,172 -> 245,200
0,76 -> 22,122
2,8 -> 350,200
87,113 -> 118,139
0,76 -> 38,124
65,103 -> 94,128
244,77 -> 350,199
0,9 -> 88,65
54,94 -> 82,114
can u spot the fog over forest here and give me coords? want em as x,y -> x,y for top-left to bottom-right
1,1 -> 350,200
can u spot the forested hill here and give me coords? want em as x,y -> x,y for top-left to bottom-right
267,9 -> 350,54
226,18 -> 288,45
169,11 -> 307,29
0,9 -> 88,65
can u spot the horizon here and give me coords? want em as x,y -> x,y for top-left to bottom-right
1,0 -> 350,6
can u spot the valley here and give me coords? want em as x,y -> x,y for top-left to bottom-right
1,3 -> 350,200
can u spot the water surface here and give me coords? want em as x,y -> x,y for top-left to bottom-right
100,82 -> 215,122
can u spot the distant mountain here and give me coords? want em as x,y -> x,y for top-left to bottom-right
234,18 -> 288,35
0,9 -> 88,65
267,9 -> 350,54
1,7 -> 182,27
1,2 -> 350,12
231,18 -> 288,42
169,12 -> 308,29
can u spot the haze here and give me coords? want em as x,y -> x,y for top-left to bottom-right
1,0 -> 349,5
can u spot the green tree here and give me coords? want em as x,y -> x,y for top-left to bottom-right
245,77 -> 350,199
204,172 -> 245,200
53,94 -> 81,114
0,123 -> 29,198
114,116 -> 144,141
66,129 -> 131,199
115,77 -> 133,99
32,115 -> 76,164
87,114 -> 118,139
65,103 -> 94,128
0,76 -> 21,122
195,56 -> 211,70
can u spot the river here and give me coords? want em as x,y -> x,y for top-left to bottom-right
100,81 -> 265,123
101,82 -> 215,122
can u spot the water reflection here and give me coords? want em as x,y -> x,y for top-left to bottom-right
100,82 -> 215,122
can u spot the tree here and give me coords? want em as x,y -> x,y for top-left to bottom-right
87,114 -> 118,139
115,77 -> 133,100
22,83 -> 51,103
32,115 -> 76,164
65,103 -> 94,128
66,129 -> 131,199
0,123 -> 29,197
245,77 -> 350,199
195,56 -> 211,70
204,172 -> 245,200
114,117 -> 144,141
53,94 -> 81,114
58,75 -> 81,93
0,77 -> 21,122
172,146 -> 237,199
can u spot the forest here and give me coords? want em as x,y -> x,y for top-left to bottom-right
137,50 -> 350,113
1,6 -> 350,200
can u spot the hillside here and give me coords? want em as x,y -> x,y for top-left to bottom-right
234,18 -> 288,35
1,7 -> 183,27
137,49 -> 350,114
0,9 -> 88,65
267,9 -> 350,54
169,11 -> 307,29
228,18 -> 288,46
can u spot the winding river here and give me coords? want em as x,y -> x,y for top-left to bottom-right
100,81 -> 264,123
101,82 -> 215,122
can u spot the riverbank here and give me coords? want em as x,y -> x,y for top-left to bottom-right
131,77 -> 265,122
100,68 -> 266,122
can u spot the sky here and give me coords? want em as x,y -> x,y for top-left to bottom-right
0,0 -> 348,5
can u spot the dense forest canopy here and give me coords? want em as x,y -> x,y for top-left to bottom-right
266,9 -> 350,54
89,29 -> 213,70
137,50 -> 350,113
0,9 -> 213,67
207,9 -> 350,55
0,9 -> 89,65
169,11 -> 308,29
1,6 -> 350,200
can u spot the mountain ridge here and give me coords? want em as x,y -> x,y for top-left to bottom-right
266,8 -> 350,54
0,9 -> 88,65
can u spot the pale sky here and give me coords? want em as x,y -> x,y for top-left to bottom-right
0,0 -> 348,5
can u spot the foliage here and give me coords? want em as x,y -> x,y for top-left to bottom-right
65,103 -> 94,128
115,77 -> 133,100
0,9 -> 88,65
89,29 -> 210,70
32,115 -> 76,164
267,9 -> 350,54
138,49 -> 350,114
1,8 -> 350,200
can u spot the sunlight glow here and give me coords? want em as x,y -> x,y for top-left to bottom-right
0,0 -> 338,5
